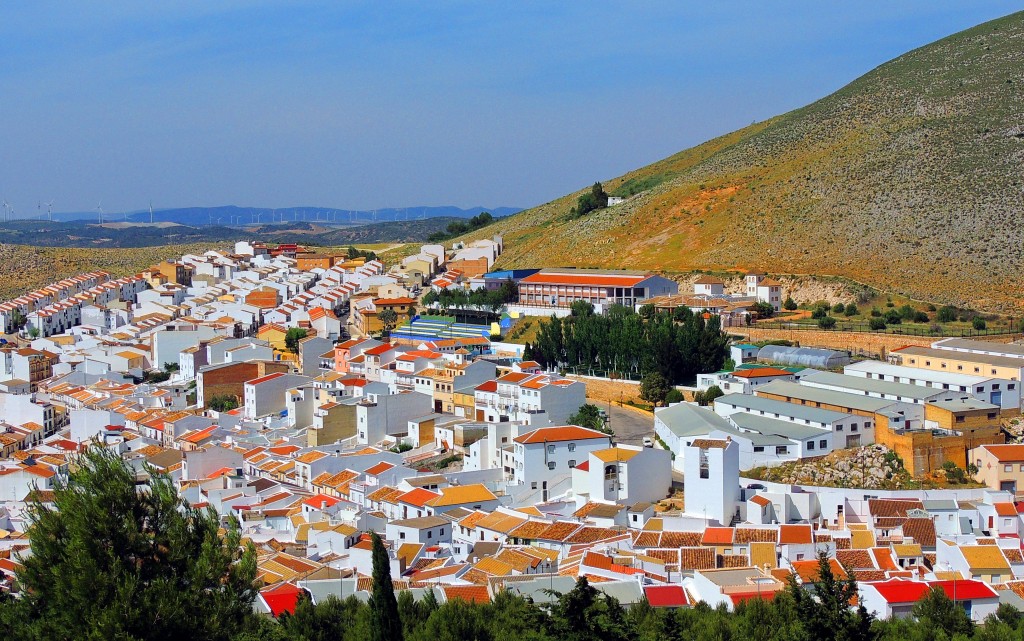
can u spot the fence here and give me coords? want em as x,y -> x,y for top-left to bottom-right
751,320 -> 1021,338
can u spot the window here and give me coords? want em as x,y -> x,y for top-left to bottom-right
1010,384 -> 1016,390
988,413 -> 998,420
568,443 -> 576,452
976,386 -> 985,393
399,532 -> 406,539
776,446 -> 788,455
440,528 -> 445,535
807,441 -> 815,451
1005,465 -> 1013,473
547,462 -> 556,470
754,446 -> 764,453
427,531 -> 432,539
993,384 -> 1001,390
547,444 -> 555,454
955,416 -> 965,423
820,439 -> 827,449
568,460 -> 576,468
531,482 -> 537,490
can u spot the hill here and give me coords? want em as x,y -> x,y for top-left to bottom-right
46,204 -> 521,226
0,243 -> 228,301
0,216 -> 469,249
460,12 -> 1024,311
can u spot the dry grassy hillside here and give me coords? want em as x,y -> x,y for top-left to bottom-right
0,243 -> 228,300
461,12 -> 1024,312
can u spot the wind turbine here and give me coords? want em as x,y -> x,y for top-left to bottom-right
149,201 -> 154,224
2,201 -> 10,223
46,201 -> 54,221
96,202 -> 104,224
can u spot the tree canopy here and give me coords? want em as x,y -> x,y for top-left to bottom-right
526,303 -> 729,384
4,445 -> 257,641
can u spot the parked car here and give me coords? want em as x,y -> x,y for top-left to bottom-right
642,437 -> 654,448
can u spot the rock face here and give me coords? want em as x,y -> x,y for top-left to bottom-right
753,445 -> 908,490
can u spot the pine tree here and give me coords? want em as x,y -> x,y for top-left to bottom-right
10,445 -> 257,641
369,531 -> 404,641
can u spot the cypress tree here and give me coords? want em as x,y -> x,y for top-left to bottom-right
369,531 -> 404,641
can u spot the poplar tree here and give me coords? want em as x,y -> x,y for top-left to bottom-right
369,531 -> 404,641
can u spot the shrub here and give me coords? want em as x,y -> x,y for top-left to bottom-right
817,316 -> 837,329
664,389 -> 684,404
843,304 -> 858,317
972,317 -> 987,330
884,309 -> 902,325
810,303 -> 829,320
783,297 -> 797,311
913,311 -> 929,323
869,318 -> 887,331
936,306 -> 957,323
870,308 -> 881,317
832,303 -> 845,315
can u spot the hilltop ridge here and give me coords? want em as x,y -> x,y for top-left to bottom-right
460,11 -> 1024,311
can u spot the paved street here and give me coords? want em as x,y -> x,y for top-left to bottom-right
590,399 -> 654,446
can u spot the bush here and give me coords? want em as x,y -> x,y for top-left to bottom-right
884,309 -> 903,325
843,304 -> 858,317
913,311 -> 929,323
810,303 -> 829,320
973,317 -> 987,330
664,389 -> 684,404
817,316 -> 837,329
783,297 -> 797,311
870,307 -> 881,317
936,305 -> 957,323
869,317 -> 887,331
898,304 -> 916,320
832,303 -> 845,315
693,385 -> 724,406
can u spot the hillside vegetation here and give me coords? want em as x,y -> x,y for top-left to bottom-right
0,243 -> 227,300
460,12 -> 1024,311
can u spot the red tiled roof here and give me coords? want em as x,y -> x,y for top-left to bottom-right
701,527 -> 734,545
980,444 -> 1024,463
868,579 -> 997,604
514,426 -> 610,445
995,502 -> 1018,517
779,524 -> 813,545
520,272 -> 649,287
443,585 -> 490,604
397,488 -> 441,508
303,494 -> 342,509
261,583 -> 305,617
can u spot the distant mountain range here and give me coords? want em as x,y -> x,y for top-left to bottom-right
0,216 -> 487,249
40,205 -> 521,226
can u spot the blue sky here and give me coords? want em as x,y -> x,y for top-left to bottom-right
0,2 -> 1019,214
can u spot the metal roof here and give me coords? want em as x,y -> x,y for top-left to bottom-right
844,360 -> 995,386
757,345 -> 849,368
714,393 -> 851,425
756,380 -> 899,413
730,412 -> 834,441
801,371 -> 943,402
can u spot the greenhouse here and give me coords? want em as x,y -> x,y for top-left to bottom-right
756,345 -> 850,369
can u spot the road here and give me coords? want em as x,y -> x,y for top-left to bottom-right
591,399 -> 654,446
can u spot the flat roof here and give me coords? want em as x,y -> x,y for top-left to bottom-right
756,380 -> 900,413
893,346 -> 1024,371
935,338 -> 1024,358
844,360 -> 995,386
930,398 -> 998,413
715,393 -> 851,424
730,412 -> 832,441
801,371 -> 944,402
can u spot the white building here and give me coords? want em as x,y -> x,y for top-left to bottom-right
682,437 -> 740,525
511,425 -> 611,502
572,444 -> 671,506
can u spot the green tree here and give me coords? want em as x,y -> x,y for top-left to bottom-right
378,309 -> 399,338
883,309 -> 902,325
843,304 -> 859,317
832,302 -> 846,315
783,297 -> 798,311
788,551 -> 874,641
911,586 -> 973,637
818,316 -> 837,329
8,309 -> 26,331
694,385 -> 724,406
811,302 -> 830,319
752,301 -> 775,318
973,317 -> 987,331
568,404 -> 609,434
937,305 -> 957,323
10,446 -> 257,641
369,532 -> 403,641
869,317 -> 887,331
664,389 -> 684,404
285,327 -> 308,352
640,372 -> 672,406
570,183 -> 609,218
27,327 -> 40,338
208,394 -> 240,412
